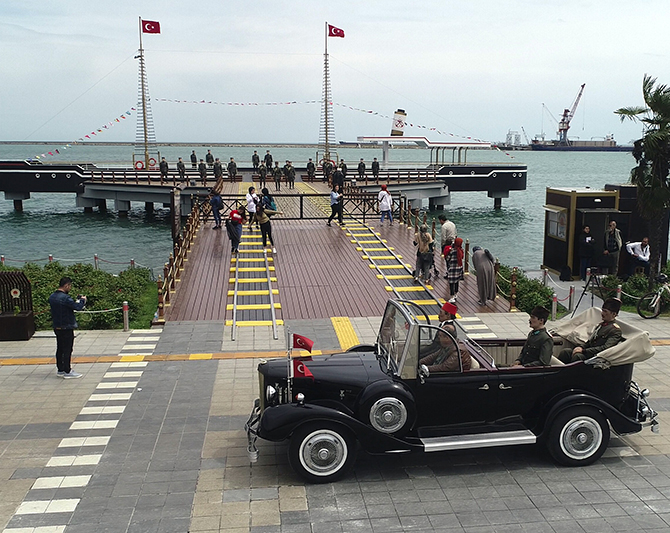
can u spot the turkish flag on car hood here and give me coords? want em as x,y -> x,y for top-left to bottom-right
142,20 -> 161,34
328,24 -> 345,38
292,358 -> 314,380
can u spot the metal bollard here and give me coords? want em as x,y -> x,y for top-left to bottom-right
94,254 -> 99,270
617,284 -> 622,300
551,293 -> 558,321
123,301 -> 129,332
130,258 -> 135,269
48,254 -> 53,263
586,267 -> 591,279
0,255 -> 3,265
543,268 -> 548,287
569,285 -> 575,312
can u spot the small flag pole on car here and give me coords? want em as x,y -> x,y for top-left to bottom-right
286,325 -> 293,401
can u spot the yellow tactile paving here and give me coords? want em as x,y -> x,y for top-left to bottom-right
331,316 -> 360,351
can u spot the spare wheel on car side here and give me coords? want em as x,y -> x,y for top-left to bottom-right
361,393 -> 415,438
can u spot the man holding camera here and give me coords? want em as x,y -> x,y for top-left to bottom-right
49,277 -> 86,379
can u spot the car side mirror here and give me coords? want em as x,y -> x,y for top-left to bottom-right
419,364 -> 430,384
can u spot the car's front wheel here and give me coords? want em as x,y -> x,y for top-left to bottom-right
547,407 -> 610,466
288,423 -> 356,483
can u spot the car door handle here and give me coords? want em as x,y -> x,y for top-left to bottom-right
478,384 -> 489,390
499,383 -> 512,390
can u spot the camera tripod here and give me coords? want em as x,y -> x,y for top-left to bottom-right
572,269 -> 607,317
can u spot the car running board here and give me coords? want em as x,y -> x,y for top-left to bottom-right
421,430 -> 536,452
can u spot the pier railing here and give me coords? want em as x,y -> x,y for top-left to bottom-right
301,168 -> 439,184
88,169 -> 242,187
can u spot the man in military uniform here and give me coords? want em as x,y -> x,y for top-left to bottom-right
306,158 -> 316,181
558,298 -> 622,363
206,150 -> 214,168
213,158 -> 224,181
513,306 -> 553,367
372,157 -> 380,181
258,162 -> 267,188
357,158 -> 366,180
190,150 -> 197,169
264,150 -> 273,171
228,157 -> 238,181
286,161 -> 295,189
252,150 -> 260,173
177,157 -> 186,181
159,157 -> 169,180
198,159 -> 207,185
272,162 -> 282,191
339,159 -> 348,177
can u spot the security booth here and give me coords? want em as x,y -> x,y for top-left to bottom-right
0,271 -> 35,341
542,187 -> 623,278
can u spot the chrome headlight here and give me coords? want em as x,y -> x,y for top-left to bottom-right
266,385 -> 277,403
641,389 -> 650,398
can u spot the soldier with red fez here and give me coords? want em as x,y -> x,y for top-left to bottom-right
558,298 -> 623,364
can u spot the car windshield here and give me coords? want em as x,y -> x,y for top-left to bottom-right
377,303 -> 412,373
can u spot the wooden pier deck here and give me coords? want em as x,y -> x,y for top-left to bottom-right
165,181 -> 510,322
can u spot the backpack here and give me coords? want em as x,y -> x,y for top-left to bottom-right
263,196 -> 277,211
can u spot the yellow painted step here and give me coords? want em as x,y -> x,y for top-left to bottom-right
363,255 -> 401,260
386,286 -> 429,292
227,289 -> 279,296
231,257 -> 273,263
230,267 -> 275,272
416,315 -> 440,321
348,232 -> 380,237
377,274 -> 413,280
371,265 -> 407,270
230,277 -> 277,283
357,247 -> 394,252
331,317 -> 360,351
226,303 -> 282,310
353,240 -> 387,244
410,299 -> 441,305
226,319 -> 285,326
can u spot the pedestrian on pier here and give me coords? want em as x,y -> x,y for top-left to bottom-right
227,206 -> 246,254
213,158 -> 223,181
252,150 -> 260,173
372,157 -> 380,181
332,166 -> 344,193
210,190 -> 223,229
444,237 -> 464,302
159,157 -> 169,180
603,220 -> 622,277
264,150 -> 273,170
339,159 -> 348,177
472,246 -> 497,306
439,215 -> 457,278
198,159 -> 208,185
177,157 -> 186,181
261,187 -> 277,214
258,162 -> 267,188
286,161 -> 296,189
49,277 -> 86,379
307,158 -> 316,181
206,150 -> 214,168
322,160 -> 333,183
327,184 -> 343,226
228,158 -> 238,181
272,162 -> 282,191
190,150 -> 197,169
378,184 -> 393,226
255,203 -> 281,254
246,186 -> 259,228
357,158 -> 366,180
414,224 -> 434,282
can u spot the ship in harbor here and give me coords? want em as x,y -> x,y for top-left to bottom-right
529,84 -> 632,152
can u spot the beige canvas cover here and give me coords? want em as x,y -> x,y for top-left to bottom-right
550,307 -> 655,366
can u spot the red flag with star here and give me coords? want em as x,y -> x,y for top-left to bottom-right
292,333 -> 314,353
292,358 -> 314,380
328,24 -> 345,38
142,20 -> 161,34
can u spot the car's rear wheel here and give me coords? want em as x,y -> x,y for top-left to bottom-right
547,406 -> 610,466
288,423 -> 356,483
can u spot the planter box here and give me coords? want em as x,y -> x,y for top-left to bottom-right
0,311 -> 36,341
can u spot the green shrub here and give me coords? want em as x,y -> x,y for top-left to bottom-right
0,262 -> 157,330
497,264 -> 566,316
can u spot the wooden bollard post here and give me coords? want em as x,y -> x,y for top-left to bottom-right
163,264 -> 170,303
422,212 -> 427,225
494,259 -> 500,280
464,239 -> 470,273
510,267 -> 518,311
123,171 -> 127,184
168,254 -> 175,290
156,276 -> 165,321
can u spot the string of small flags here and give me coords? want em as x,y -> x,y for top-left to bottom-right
152,97 -> 514,158
32,108 -> 136,161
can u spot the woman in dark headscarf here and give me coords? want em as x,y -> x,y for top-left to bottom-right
445,237 -> 464,302
472,246 -> 497,306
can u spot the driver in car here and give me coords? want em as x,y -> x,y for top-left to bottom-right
420,328 -> 472,373
558,298 -> 623,364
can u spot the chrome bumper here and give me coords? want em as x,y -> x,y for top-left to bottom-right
245,398 -> 261,462
632,381 -> 660,433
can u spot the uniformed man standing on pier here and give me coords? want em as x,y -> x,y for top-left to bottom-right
558,298 -> 622,364
264,150 -> 273,171
159,157 -> 169,180
286,161 -> 295,189
306,158 -> 316,181
177,157 -> 186,181
258,162 -> 267,188
228,158 -> 238,181
190,150 -> 197,169
513,306 -> 553,367
372,157 -> 380,181
272,162 -> 282,191
357,158 -> 366,180
206,150 -> 214,168
252,151 -> 260,173
198,159 -> 207,185
213,158 -> 224,181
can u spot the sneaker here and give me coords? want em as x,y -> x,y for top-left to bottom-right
57,370 -> 66,376
62,371 -> 82,379
272,247 -> 277,254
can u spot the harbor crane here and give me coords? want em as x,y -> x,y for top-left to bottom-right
557,83 -> 586,145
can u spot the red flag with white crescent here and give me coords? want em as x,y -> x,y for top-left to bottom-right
142,20 -> 161,34
328,24 -> 345,38
293,358 -> 314,380
292,333 -> 314,352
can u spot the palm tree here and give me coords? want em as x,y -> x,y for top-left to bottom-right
615,74 -> 670,286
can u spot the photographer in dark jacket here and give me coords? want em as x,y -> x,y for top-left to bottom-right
49,277 -> 86,379
578,225 -> 595,281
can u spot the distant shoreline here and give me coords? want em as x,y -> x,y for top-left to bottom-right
0,141 -> 419,149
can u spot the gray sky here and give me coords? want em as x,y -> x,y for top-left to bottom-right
1,0 -> 666,145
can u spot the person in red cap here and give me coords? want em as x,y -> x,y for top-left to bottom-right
378,184 -> 393,226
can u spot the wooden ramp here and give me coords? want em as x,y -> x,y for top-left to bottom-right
165,215 -> 510,322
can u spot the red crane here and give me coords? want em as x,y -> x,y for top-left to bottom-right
558,83 -> 586,145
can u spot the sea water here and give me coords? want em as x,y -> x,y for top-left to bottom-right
0,144 -> 642,272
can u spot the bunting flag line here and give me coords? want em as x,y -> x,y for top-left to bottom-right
31,108 -> 136,161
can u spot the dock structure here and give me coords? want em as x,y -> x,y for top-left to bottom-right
164,178 -> 510,336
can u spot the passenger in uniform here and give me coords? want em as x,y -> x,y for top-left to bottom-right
558,298 -> 622,363
513,306 -> 553,367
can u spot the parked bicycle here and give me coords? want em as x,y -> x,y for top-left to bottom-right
637,273 -> 670,319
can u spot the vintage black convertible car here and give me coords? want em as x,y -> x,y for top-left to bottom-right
246,300 -> 659,483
